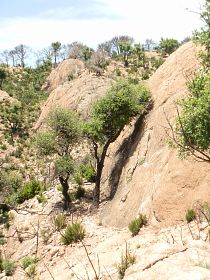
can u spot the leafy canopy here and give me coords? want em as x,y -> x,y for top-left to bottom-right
34,107 -> 81,157
84,78 -> 150,144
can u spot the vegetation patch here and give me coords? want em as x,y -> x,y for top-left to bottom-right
61,222 -> 85,245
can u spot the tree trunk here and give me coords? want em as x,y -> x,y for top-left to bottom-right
93,141 -> 110,206
59,177 -> 71,210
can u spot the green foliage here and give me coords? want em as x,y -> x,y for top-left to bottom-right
2,259 -> 16,276
0,68 -> 6,89
53,213 -> 66,231
185,209 -> 196,223
80,163 -> 96,183
172,73 -> 210,161
193,0 -> 210,68
0,230 -> 6,245
171,1 -> 210,162
128,214 -> 147,236
84,78 -> 150,144
159,38 -> 179,55
47,107 -> 81,155
61,222 -> 85,245
0,99 -> 24,141
21,255 -> 39,270
16,179 -> 45,204
33,131 -> 56,156
117,248 -> 136,279
55,155 -> 74,179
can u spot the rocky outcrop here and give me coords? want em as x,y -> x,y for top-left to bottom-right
42,59 -> 85,92
35,61 -> 113,129
101,42 -> 210,228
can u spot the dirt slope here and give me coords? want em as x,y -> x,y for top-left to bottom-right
101,42 -> 210,228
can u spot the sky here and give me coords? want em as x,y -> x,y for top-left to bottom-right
0,0 -> 205,52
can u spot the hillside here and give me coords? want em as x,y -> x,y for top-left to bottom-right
101,42 -> 210,227
0,41 -> 209,280
34,41 -> 210,228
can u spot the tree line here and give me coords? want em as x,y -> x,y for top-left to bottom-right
0,36 -> 182,68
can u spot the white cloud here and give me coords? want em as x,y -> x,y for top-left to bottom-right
0,0 -> 205,52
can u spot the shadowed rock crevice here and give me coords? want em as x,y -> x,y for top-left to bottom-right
109,103 -> 153,199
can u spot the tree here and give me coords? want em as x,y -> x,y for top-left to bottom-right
0,99 -> 24,142
34,108 -> 81,209
167,73 -> 210,162
144,39 -> 155,51
0,68 -> 7,89
14,44 -> 30,67
110,35 -> 134,55
51,41 -> 62,66
68,41 -> 93,60
132,43 -> 146,67
168,0 -> 210,162
119,42 -> 133,66
83,79 -> 150,205
0,50 -> 10,67
193,0 -> 210,68
97,41 -> 112,57
86,50 -> 110,75
159,38 -> 179,55
9,50 -> 17,67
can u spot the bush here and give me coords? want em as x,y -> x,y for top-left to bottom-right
53,213 -> 66,231
186,209 -> 196,223
117,249 -> 136,279
21,255 -> 39,278
61,222 -> 85,245
2,259 -> 16,276
128,214 -> 147,236
80,163 -> 96,183
16,179 -> 45,204
21,255 -> 39,270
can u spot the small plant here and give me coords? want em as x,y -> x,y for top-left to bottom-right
21,255 -> 39,270
21,255 -> 39,278
73,172 -> 83,186
16,179 -> 45,204
61,222 -> 85,245
2,259 -> 16,276
186,208 -> 196,223
117,245 -> 136,279
53,213 -> 66,231
40,229 -> 50,244
37,193 -> 47,204
80,163 -> 96,183
128,214 -> 147,236
0,230 -> 6,245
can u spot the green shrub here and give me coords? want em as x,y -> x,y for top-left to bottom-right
117,249 -> 136,279
186,209 -> 196,223
61,222 -> 85,245
0,230 -> 6,245
80,163 -> 96,183
53,213 -> 66,231
128,214 -> 147,236
16,179 -> 45,204
73,172 -> 83,186
21,255 -> 39,270
37,193 -> 47,204
2,259 -> 16,276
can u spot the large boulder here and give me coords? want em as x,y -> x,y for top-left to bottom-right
100,42 -> 210,228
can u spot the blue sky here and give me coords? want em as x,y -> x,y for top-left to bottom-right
0,0 -> 205,51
